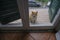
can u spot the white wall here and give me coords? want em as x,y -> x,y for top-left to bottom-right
56,30 -> 60,40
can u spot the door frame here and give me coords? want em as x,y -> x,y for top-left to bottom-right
0,0 -> 60,31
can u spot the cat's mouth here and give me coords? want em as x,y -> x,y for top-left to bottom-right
33,15 -> 36,17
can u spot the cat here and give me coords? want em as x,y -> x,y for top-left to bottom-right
29,11 -> 38,24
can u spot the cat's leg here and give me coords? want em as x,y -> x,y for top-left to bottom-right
32,19 -> 36,23
31,20 -> 35,24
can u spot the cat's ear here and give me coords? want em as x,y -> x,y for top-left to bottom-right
32,11 -> 34,13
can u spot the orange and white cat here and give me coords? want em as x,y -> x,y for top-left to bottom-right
29,11 -> 38,23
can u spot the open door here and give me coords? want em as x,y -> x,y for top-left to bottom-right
49,0 -> 60,22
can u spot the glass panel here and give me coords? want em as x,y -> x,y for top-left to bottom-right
49,0 -> 59,22
0,0 -> 23,26
28,0 -> 52,26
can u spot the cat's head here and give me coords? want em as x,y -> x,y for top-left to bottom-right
31,11 -> 38,17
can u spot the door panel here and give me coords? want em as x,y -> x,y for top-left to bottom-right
49,0 -> 60,22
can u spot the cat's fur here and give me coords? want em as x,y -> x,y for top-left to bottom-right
29,11 -> 38,23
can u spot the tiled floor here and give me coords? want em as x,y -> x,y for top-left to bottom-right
1,32 -> 56,40
24,32 -> 56,40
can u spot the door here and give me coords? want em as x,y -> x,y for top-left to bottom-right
49,0 -> 60,22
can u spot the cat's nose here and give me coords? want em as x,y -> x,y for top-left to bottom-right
33,16 -> 35,17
